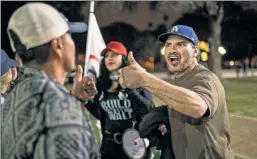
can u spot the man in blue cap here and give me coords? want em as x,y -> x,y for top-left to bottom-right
1,49 -> 19,104
2,2 -> 100,159
1,50 -> 18,77
118,25 -> 234,159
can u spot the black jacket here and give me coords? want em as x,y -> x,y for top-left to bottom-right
139,106 -> 175,159
86,87 -> 154,158
86,88 -> 154,120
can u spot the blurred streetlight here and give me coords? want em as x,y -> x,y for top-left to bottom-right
218,46 -> 226,55
229,61 -> 234,66
201,51 -> 208,62
199,41 -> 210,52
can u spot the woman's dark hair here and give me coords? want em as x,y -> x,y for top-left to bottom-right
96,55 -> 129,95
8,29 -> 51,65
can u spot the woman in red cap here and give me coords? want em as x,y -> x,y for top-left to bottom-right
86,41 -> 154,159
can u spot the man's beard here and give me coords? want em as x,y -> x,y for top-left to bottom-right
168,58 -> 194,75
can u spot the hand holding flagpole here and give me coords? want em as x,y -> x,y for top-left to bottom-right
83,1 -> 106,144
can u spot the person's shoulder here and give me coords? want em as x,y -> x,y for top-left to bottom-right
14,76 -> 49,96
194,65 -> 220,82
19,75 -> 74,103
193,65 -> 225,92
42,82 -> 85,127
43,80 -> 77,102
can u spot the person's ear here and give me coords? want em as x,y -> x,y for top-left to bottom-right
50,37 -> 63,58
193,46 -> 199,58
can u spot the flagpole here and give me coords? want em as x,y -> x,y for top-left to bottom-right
84,1 -> 95,76
83,1 -> 103,144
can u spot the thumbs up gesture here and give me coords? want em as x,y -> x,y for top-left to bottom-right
118,51 -> 146,88
71,65 -> 98,100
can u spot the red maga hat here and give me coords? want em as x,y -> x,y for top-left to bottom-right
101,41 -> 128,56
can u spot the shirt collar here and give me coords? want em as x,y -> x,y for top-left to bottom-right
17,67 -> 68,93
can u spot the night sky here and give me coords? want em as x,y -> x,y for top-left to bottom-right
1,1 -> 257,62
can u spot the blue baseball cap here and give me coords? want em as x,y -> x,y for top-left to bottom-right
1,50 -> 19,76
59,12 -> 88,33
158,25 -> 199,46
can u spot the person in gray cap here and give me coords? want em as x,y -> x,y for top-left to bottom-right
1,2 -> 100,159
118,25 -> 234,159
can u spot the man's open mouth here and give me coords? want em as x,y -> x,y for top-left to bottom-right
169,55 -> 180,65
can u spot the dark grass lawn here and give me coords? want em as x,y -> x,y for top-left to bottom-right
222,77 -> 257,118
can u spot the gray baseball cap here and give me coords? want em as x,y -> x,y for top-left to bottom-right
7,2 -> 88,52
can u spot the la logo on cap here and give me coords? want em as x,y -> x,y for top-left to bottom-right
170,26 -> 179,32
